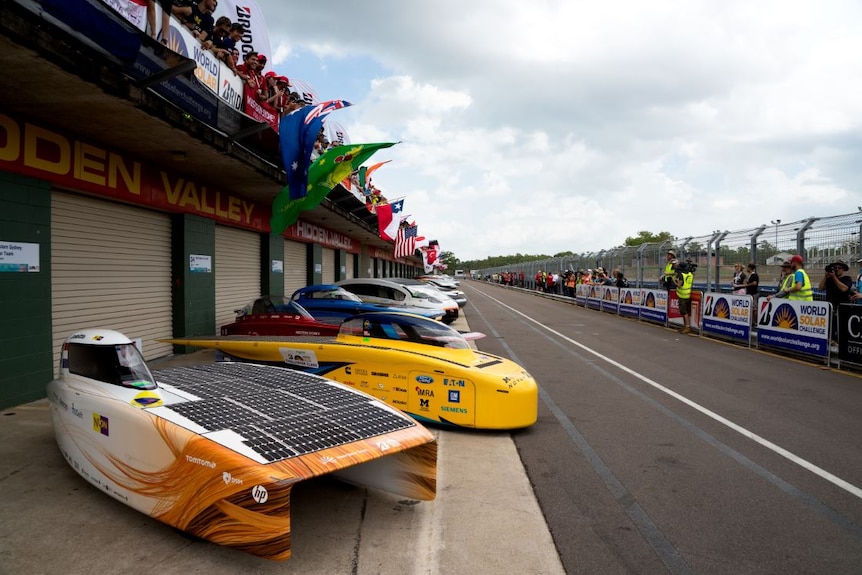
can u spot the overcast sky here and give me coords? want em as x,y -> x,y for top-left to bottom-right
253,0 -> 862,261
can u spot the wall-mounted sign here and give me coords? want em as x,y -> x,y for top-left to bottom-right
189,254 -> 212,273
272,260 -> 283,273
0,241 -> 39,272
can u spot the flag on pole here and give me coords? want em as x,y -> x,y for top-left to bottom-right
376,198 -> 404,241
279,99 -> 351,202
394,225 -> 418,259
270,142 -> 396,234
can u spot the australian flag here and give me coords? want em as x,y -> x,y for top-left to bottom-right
279,100 -> 351,200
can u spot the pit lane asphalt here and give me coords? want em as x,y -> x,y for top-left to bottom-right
0,312 -> 565,575
463,280 -> 862,575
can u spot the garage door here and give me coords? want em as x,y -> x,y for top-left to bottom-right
321,247 -> 335,283
345,252 -> 355,279
215,225 -> 261,330
51,192 -> 173,367
284,239 -> 307,296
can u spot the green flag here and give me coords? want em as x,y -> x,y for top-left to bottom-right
270,142 -> 397,235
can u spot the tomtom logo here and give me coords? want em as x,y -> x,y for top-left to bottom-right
415,375 -> 434,384
251,485 -> 268,504
186,455 -> 216,468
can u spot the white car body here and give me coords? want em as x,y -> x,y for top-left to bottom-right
337,278 -> 459,324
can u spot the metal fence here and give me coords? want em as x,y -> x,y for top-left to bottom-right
477,210 -> 862,294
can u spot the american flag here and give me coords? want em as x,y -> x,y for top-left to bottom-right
394,225 -> 418,259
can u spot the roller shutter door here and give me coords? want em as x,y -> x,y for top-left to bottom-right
321,247 -> 335,283
51,192 -> 173,367
284,239 -> 307,296
215,226 -> 261,330
345,253 -> 355,279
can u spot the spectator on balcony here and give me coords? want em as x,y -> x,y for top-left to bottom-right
268,76 -> 291,115
146,0 -> 174,43
175,0 -> 216,42
212,22 -> 245,76
237,51 -> 265,96
207,15 -> 231,47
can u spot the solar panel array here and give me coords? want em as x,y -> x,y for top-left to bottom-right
153,363 -> 413,462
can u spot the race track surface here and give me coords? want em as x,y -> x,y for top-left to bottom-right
462,281 -> 862,575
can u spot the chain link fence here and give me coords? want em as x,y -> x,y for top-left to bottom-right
477,211 -> 862,295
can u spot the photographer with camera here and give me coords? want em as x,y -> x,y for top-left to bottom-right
674,260 -> 696,334
819,259 -> 852,343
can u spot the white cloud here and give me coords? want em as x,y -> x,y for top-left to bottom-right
257,0 -> 862,260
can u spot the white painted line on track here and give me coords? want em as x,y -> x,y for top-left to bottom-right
473,286 -> 862,502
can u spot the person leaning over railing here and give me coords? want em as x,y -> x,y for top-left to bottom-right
766,255 -> 812,301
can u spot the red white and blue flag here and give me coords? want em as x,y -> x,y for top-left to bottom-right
376,198 -> 404,241
279,99 -> 351,201
395,225 -> 418,259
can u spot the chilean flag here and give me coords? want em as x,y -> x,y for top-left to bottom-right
376,199 -> 404,241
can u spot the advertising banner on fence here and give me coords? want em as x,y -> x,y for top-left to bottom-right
756,299 -> 830,358
701,293 -> 752,343
619,288 -> 641,319
837,304 -> 862,364
575,284 -> 589,306
639,289 -> 668,325
601,286 -> 620,314
586,284 -> 602,311
668,290 -> 702,330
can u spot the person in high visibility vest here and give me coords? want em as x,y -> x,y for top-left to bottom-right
673,260 -> 695,334
768,255 -> 812,301
661,249 -> 678,290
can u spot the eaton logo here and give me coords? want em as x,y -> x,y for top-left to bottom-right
415,375 -> 434,384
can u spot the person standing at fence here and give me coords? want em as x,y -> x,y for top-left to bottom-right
745,263 -> 759,297
732,263 -> 747,295
674,260 -> 694,334
767,262 -> 794,300
770,255 -> 813,301
661,250 -> 677,290
819,259 -> 852,342
786,255 -> 813,301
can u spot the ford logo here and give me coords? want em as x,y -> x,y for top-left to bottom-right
415,375 -> 434,384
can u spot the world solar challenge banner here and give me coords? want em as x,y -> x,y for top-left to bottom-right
755,299 -> 830,359
639,289 -> 669,325
600,286 -> 620,314
585,284 -> 602,311
701,293 -> 753,344
575,284 -> 589,307
618,287 -> 642,319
